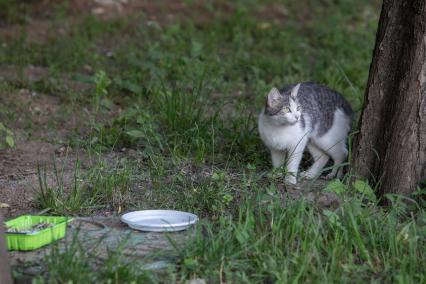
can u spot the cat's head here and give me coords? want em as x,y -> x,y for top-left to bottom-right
264,84 -> 302,125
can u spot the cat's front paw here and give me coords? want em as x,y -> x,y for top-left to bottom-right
285,175 -> 297,185
300,171 -> 316,180
323,173 -> 336,180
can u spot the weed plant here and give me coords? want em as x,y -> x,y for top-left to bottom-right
36,157 -> 133,215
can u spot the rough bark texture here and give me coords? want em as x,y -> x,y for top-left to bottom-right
352,0 -> 426,196
0,214 -> 12,284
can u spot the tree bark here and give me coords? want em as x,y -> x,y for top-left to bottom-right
0,213 -> 12,284
352,0 -> 426,196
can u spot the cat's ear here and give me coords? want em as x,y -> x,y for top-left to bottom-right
267,87 -> 282,108
290,83 -> 301,99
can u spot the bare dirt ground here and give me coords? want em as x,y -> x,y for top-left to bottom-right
0,89 -> 80,217
0,67 -> 123,218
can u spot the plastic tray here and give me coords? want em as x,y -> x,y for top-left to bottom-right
5,215 -> 73,251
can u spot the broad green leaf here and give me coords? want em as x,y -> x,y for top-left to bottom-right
323,209 -> 346,231
246,163 -> 256,170
323,209 -> 339,222
324,180 -> 347,195
71,73 -> 95,84
5,135 -> 14,147
114,79 -> 142,94
353,180 -> 377,203
191,40 -> 203,58
100,98 -> 113,110
126,130 -> 145,138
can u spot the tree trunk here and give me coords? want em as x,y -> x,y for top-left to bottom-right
0,213 -> 12,284
352,0 -> 426,196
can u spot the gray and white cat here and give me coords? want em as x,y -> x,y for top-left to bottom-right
258,82 -> 354,184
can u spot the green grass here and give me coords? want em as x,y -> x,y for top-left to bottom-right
29,230 -> 160,283
36,156 -> 134,215
27,191 -> 426,283
3,0 -> 425,283
177,195 -> 426,283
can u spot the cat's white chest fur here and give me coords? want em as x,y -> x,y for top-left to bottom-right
258,111 -> 309,151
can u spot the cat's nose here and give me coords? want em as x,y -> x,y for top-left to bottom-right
294,115 -> 300,121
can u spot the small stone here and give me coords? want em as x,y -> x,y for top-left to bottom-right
92,7 -> 105,15
257,22 -> 272,30
24,266 -> 43,276
317,192 -> 341,209
94,0 -> 116,5
32,106 -> 41,114
188,279 -> 206,284
55,146 -> 71,156
305,192 -> 316,203
55,146 -> 66,155
84,65 -> 93,72
20,89 -> 29,95
126,149 -> 138,157
0,203 -> 10,208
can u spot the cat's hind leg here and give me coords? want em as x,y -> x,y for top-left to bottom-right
315,109 -> 351,180
323,141 -> 348,180
300,143 -> 330,179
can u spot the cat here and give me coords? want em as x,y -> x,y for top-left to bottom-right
258,81 -> 354,184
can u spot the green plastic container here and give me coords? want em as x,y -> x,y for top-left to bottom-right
5,215 -> 73,251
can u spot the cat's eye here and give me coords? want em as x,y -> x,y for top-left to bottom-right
282,107 -> 290,113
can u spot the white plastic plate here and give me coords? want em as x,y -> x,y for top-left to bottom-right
120,210 -> 199,232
